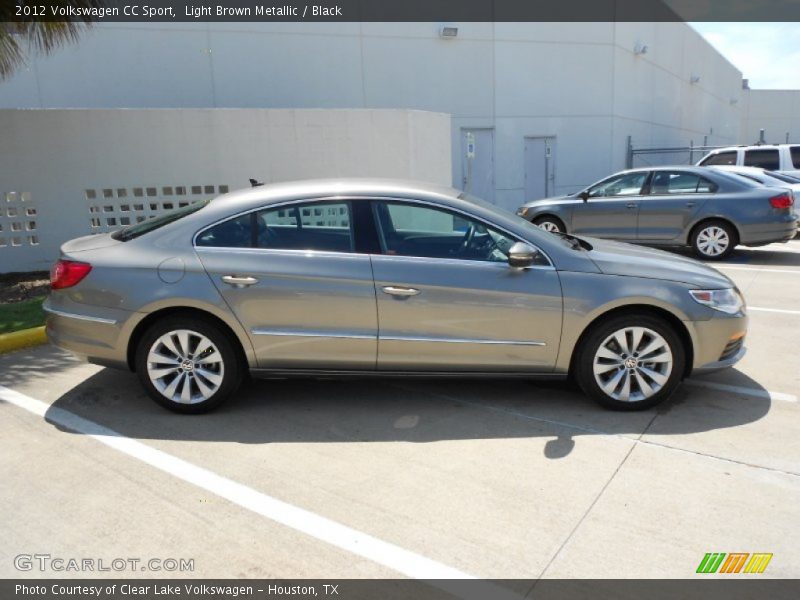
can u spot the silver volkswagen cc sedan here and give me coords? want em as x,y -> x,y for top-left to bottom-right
44,179 -> 748,413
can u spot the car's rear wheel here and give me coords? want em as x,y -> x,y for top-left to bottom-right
691,220 -> 737,260
533,216 -> 565,233
575,314 -> 685,411
135,317 -> 242,414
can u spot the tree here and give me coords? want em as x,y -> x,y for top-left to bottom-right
0,2 -> 105,80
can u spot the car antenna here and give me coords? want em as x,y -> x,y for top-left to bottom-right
249,178 -> 264,187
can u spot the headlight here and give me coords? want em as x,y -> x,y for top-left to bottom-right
689,288 -> 745,315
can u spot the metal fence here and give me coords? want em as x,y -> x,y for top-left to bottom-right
625,136 -> 731,169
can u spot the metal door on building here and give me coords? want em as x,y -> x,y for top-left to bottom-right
461,128 -> 495,204
524,136 -> 556,201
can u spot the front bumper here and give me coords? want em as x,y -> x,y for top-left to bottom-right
686,312 -> 748,373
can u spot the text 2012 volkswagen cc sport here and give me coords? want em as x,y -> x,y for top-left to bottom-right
44,179 -> 748,413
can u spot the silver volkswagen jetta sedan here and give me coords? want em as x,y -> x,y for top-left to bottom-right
44,179 -> 748,413
516,166 -> 797,259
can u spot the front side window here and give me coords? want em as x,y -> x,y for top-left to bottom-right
700,151 -> 737,166
587,172 -> 647,198
649,171 -> 717,194
196,201 -> 354,253
373,201 -> 545,264
744,149 -> 780,170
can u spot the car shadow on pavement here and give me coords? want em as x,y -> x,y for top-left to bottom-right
41,364 -> 773,460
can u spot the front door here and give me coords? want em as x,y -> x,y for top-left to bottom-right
461,128 -> 495,204
570,171 -> 649,240
637,170 -> 712,240
525,136 -> 556,200
370,200 -> 562,371
195,200 -> 378,369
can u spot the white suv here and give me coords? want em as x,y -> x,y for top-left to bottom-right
697,144 -> 800,177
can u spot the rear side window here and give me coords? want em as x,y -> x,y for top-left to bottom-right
744,149 -> 780,170
700,151 -> 737,166
196,201 -> 354,253
649,171 -> 717,194
791,146 -> 800,169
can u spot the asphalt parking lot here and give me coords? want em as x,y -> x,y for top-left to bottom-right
1,239 -> 799,581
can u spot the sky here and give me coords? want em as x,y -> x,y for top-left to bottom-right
690,22 -> 800,89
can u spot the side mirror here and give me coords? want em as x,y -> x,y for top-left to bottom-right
508,242 -> 539,269
579,190 -> 590,201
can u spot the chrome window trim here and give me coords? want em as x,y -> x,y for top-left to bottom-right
192,195 -> 554,268
250,328 -> 545,346
42,306 -> 117,325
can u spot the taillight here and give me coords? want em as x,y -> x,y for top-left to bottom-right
769,193 -> 793,209
50,260 -> 92,290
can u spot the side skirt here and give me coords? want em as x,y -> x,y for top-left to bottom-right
249,368 -> 568,380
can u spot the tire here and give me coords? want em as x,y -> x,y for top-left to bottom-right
574,314 -> 685,411
691,220 -> 737,260
134,316 -> 243,414
533,216 -> 565,234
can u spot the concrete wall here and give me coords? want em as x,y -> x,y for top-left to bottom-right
0,22 -> 747,210
0,108 -> 451,273
741,89 -> 800,145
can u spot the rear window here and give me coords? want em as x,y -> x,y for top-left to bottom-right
744,149 -> 780,170
791,146 -> 800,169
765,170 -> 800,184
112,200 -> 209,241
700,151 -> 737,166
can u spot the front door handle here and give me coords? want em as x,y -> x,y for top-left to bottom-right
626,203 -> 638,209
382,285 -> 421,297
686,201 -> 696,208
222,275 -> 259,287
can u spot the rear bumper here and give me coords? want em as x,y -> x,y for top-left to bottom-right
43,297 -> 132,369
739,214 -> 798,245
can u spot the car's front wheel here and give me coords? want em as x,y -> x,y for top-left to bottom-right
533,216 -> 565,233
574,314 -> 685,410
135,317 -> 243,414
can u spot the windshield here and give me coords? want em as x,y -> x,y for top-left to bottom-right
112,200 -> 210,241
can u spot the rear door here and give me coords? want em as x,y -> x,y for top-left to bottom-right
637,170 -> 712,240
570,171 -> 648,239
369,200 -> 562,372
195,199 -> 378,370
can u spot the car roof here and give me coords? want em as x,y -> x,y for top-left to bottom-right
705,144 -> 800,152
622,166 -> 718,175
203,178 -> 461,216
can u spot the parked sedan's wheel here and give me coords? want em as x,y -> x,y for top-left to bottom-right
691,220 -> 737,260
135,317 -> 242,414
533,216 -> 565,233
575,314 -> 685,411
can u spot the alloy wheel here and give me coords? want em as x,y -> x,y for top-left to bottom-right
696,226 -> 730,257
146,329 -> 225,404
592,326 -> 673,402
537,220 -> 561,233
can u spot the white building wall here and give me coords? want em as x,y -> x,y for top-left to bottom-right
0,108 -> 451,273
0,22 -> 749,211
741,90 -> 800,144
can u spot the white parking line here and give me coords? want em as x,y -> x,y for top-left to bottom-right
748,306 -> 800,315
685,380 -> 797,402
0,385 -> 477,581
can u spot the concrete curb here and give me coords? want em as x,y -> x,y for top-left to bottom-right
0,326 -> 47,355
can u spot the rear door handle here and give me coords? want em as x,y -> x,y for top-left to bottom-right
626,203 -> 638,209
382,285 -> 421,297
686,201 -> 696,207
222,275 -> 259,287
